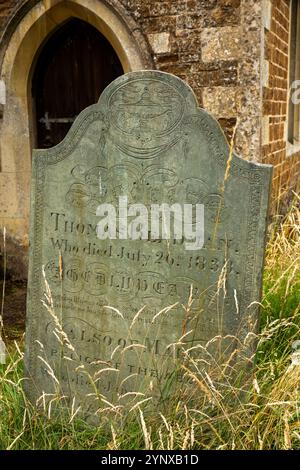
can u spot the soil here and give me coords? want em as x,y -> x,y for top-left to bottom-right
0,280 -> 27,342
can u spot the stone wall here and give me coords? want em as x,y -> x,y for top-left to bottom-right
120,0 -> 262,162
0,1 -> 16,31
262,0 -> 300,208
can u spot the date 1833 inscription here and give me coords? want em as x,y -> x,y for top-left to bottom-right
25,71 -> 272,424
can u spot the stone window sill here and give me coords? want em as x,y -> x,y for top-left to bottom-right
286,140 -> 300,157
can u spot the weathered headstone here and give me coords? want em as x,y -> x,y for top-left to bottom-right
25,71 -> 272,422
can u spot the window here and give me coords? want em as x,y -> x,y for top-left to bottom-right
288,0 -> 300,144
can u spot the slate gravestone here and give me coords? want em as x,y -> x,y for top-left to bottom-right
25,71 -> 272,422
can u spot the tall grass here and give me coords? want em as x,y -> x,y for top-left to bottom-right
0,195 -> 299,450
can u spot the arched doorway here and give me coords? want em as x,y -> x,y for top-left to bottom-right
0,0 -> 152,276
32,18 -> 123,149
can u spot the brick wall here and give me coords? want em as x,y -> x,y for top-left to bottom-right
262,0 -> 300,209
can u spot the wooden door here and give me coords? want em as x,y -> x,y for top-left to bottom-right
32,18 -> 123,148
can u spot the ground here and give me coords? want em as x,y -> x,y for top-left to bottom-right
0,279 -> 26,341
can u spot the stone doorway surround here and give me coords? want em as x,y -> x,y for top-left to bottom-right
0,0 -> 153,278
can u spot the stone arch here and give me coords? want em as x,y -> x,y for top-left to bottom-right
0,0 -> 153,276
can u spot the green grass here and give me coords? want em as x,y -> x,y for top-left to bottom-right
0,197 -> 299,450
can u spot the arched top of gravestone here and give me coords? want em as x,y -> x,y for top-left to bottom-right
33,70 -> 272,179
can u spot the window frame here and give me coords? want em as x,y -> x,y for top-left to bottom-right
288,0 -> 300,147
